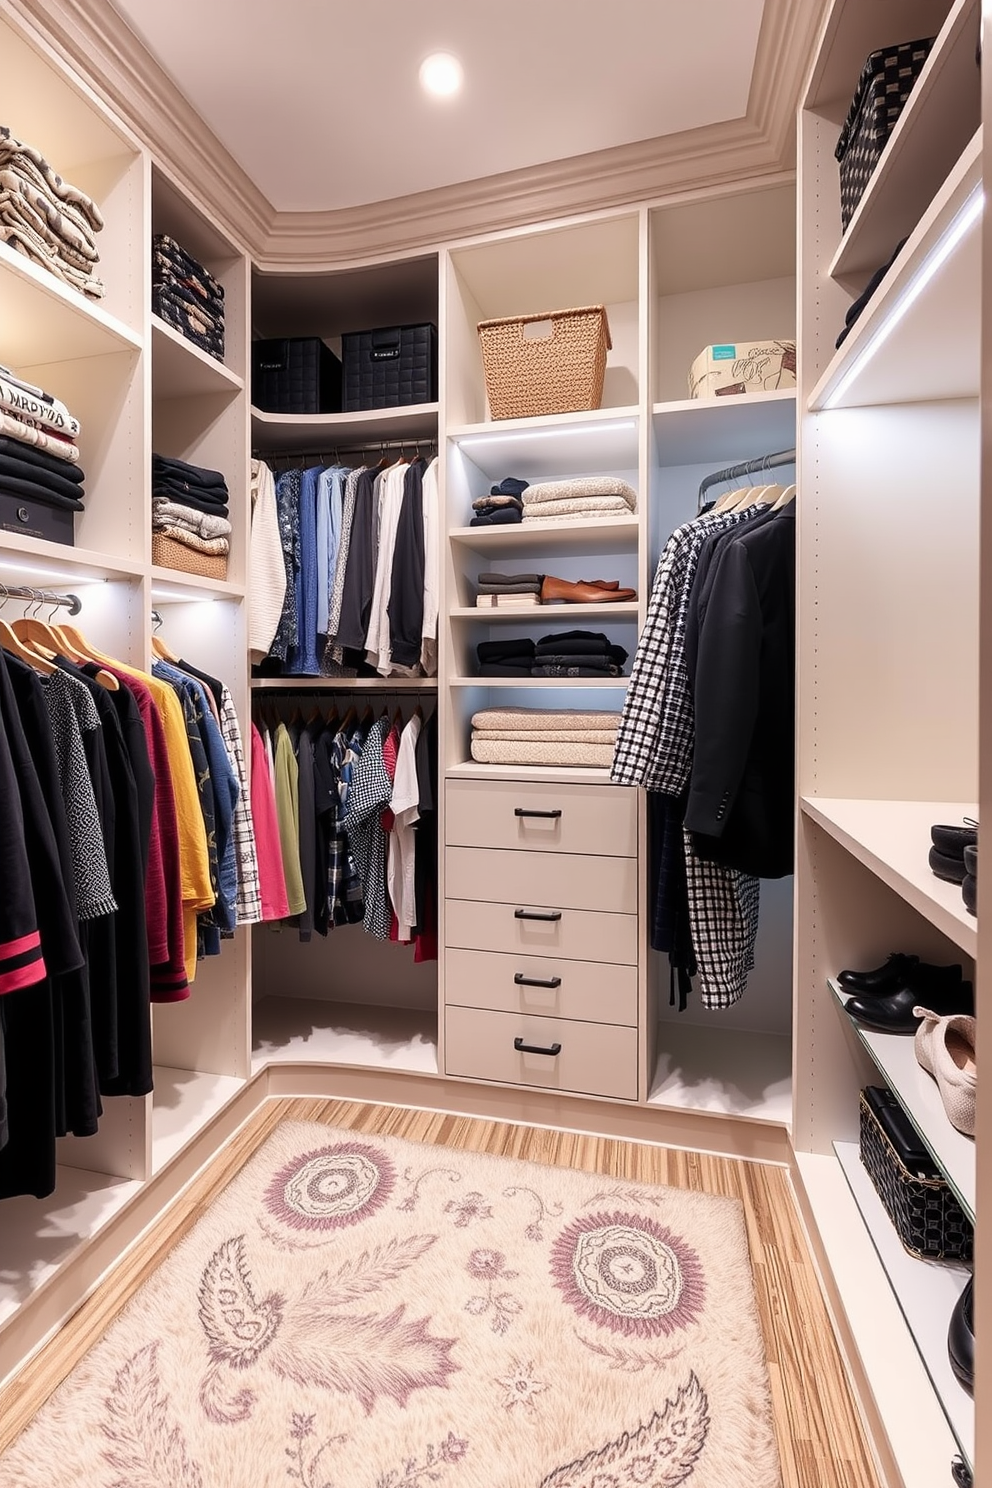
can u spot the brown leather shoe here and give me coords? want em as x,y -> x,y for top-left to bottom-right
577,579 -> 620,589
541,576 -> 637,603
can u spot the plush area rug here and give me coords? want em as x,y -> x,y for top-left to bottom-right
0,1121 -> 783,1487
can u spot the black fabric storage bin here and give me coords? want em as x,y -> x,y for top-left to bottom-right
0,492 -> 74,545
252,337 -> 342,415
859,1086 -> 973,1261
835,36 -> 935,230
341,323 -> 437,411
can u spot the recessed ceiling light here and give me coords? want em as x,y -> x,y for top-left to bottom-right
419,52 -> 463,98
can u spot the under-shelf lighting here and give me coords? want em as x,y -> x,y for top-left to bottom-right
455,419 -> 636,449
151,585 -> 219,604
823,186 -> 984,410
0,558 -> 105,586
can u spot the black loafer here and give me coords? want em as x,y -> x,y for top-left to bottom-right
948,1277 -> 974,1395
845,980 -> 974,1035
932,823 -> 978,857
963,875 -> 977,916
837,953 -> 919,995
930,845 -> 969,884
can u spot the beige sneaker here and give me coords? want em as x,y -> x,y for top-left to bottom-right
913,1006 -> 977,1137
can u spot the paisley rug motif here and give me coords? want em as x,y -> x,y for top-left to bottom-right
0,1121 -> 783,1487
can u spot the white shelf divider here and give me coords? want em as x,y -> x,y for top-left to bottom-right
251,996 -> 438,1077
445,761 -> 614,784
451,602 -> 640,621
0,239 -> 142,366
834,1140 -> 973,1471
828,979 -> 975,1220
250,402 -> 438,454
449,517 -> 640,553
649,1025 -> 792,1125
151,569 -> 245,602
151,315 -> 243,399
652,389 -> 796,467
801,797 -> 978,957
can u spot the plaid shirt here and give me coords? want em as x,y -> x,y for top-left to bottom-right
218,686 -> 262,926
612,508 -> 762,1010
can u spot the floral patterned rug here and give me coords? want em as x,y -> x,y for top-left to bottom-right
1,1121 -> 783,1488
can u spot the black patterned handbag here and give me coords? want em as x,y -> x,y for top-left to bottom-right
859,1086 -> 973,1261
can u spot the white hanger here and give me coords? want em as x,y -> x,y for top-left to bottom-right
771,483 -> 797,511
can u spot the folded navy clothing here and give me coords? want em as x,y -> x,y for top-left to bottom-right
490,476 -> 529,496
0,475 -> 83,511
473,494 -> 523,512
470,508 -> 522,527
479,572 -> 543,585
152,261 -> 225,313
0,435 -> 84,483
0,451 -> 85,503
535,630 -> 612,655
153,453 -> 227,487
477,638 -> 536,663
533,653 -> 618,668
477,580 -> 542,595
152,234 -> 224,300
480,661 -> 536,676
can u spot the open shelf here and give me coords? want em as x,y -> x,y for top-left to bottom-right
449,517 -> 639,553
0,1166 -> 142,1331
828,979 -> 975,1220
451,676 -> 628,689
801,797 -> 977,957
151,315 -> 243,399
829,0 -> 981,283
809,129 -> 982,410
0,239 -> 142,367
446,761 -> 614,784
251,996 -> 438,1076
251,676 -> 437,691
451,602 -> 640,621
449,407 -> 639,481
652,390 -> 796,467
151,568 -> 245,602
834,1139 -> 973,1471
649,1025 -> 792,1126
0,540 -> 144,585
250,401 -> 438,454
150,1067 -> 244,1174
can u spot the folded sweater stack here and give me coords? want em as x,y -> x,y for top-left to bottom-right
521,476 -> 637,522
475,570 -> 542,608
0,126 -> 105,299
0,366 -> 85,513
471,707 -> 622,767
477,630 -> 628,677
152,453 -> 231,577
153,234 -> 225,361
470,476 -> 528,526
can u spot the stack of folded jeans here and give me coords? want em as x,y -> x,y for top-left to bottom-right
0,127 -> 104,299
470,476 -> 528,526
152,453 -> 231,578
475,571 -> 542,607
152,234 -> 225,361
470,707 -> 622,768
532,630 -> 628,677
0,365 -> 85,521
521,476 -> 637,522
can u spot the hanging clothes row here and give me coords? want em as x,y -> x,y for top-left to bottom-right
0,605 -> 268,1202
253,698 -> 438,959
611,468 -> 796,1012
249,452 -> 440,681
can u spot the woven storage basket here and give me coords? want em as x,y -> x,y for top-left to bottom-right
152,532 -> 228,583
859,1087 -> 973,1261
477,306 -> 611,420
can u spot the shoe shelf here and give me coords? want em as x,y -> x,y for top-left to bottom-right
151,315 -> 244,400
448,407 -> 639,481
808,128 -> 981,411
449,602 -> 640,621
651,390 -> 796,468
250,402 -> 439,454
834,1139 -> 974,1472
448,517 -> 640,554
801,798 -> 978,958
828,979 -> 975,1221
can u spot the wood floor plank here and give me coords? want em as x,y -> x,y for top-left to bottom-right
0,1099 -> 882,1486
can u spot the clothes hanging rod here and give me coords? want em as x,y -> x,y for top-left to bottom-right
0,583 -> 82,616
697,447 -> 797,505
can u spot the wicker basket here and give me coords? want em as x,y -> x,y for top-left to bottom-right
152,532 -> 228,582
477,306 -> 611,420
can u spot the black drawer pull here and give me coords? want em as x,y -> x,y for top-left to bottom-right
514,807 -> 562,819
514,973 -> 562,988
514,1036 -> 562,1057
514,908 -> 562,922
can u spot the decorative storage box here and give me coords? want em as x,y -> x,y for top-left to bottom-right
859,1086 -> 973,1261
688,340 -> 796,400
835,36 -> 935,230
478,305 -> 611,420
252,337 -> 342,415
341,323 -> 437,411
0,492 -> 74,545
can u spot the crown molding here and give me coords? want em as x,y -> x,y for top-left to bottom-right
5,0 -> 825,268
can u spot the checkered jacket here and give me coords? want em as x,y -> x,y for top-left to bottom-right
612,508 -> 761,1009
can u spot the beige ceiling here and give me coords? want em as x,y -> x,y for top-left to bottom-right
108,0 -> 766,213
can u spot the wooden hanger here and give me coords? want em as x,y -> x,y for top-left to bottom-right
14,610 -> 120,691
340,704 -> 358,733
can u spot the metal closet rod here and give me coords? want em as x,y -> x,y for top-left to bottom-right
0,583 -> 82,616
697,447 -> 797,505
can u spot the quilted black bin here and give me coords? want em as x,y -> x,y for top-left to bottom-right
835,36 -> 935,231
341,323 -> 438,411
252,337 -> 342,415
859,1086 -> 973,1261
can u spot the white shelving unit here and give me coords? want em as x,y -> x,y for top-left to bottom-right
250,401 -> 439,454
652,388 -> 796,466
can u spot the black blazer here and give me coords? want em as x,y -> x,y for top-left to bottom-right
684,504 -> 795,878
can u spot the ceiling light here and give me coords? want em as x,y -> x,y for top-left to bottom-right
419,52 -> 463,98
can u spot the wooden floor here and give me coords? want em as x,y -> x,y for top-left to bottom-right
0,1099 -> 880,1487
